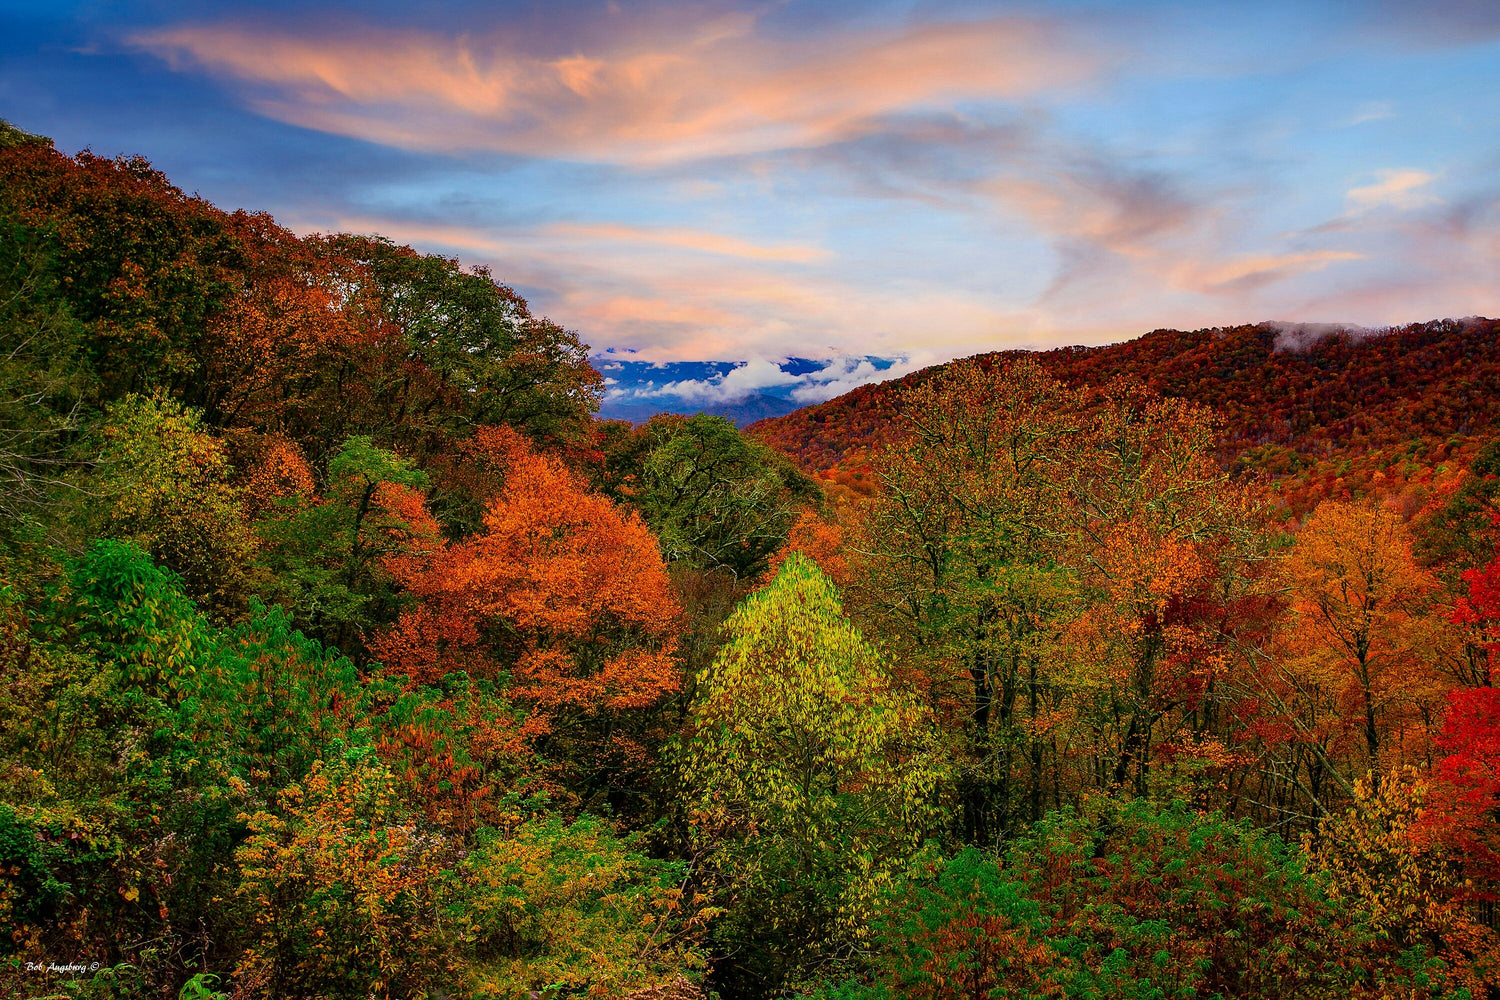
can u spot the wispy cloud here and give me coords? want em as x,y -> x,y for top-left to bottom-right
1347,169 -> 1440,212
131,13 -> 1109,164
1340,100 -> 1395,127
543,222 -> 829,263
1174,250 -> 1365,295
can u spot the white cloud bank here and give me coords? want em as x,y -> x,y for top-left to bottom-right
604,354 -> 926,407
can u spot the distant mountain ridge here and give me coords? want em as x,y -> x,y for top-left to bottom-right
600,390 -> 803,427
746,318 -> 1500,473
596,355 -> 903,427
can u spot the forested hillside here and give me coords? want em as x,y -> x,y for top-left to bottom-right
750,319 -> 1500,512
5,120 -> 1500,1000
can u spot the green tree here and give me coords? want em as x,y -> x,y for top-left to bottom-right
859,358 -> 1082,844
0,543 -> 250,990
318,234 -> 602,455
0,204 -> 89,540
254,435 -> 441,657
639,414 -> 820,580
180,600 -> 377,791
1056,382 -> 1265,802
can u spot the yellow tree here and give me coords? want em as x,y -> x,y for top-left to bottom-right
1281,499 -> 1452,781
92,393 -> 259,621
1309,766 -> 1500,998
455,814 -> 712,998
681,553 -> 947,995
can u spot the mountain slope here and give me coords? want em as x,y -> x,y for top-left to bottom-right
747,319 -> 1500,475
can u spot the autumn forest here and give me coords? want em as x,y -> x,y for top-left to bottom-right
4,119 -> 1500,1000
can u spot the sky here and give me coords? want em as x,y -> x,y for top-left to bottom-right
2,0 -> 1499,411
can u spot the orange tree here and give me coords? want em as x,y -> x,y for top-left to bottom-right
1274,499 -> 1454,788
1053,382 -> 1268,804
373,425 -> 683,810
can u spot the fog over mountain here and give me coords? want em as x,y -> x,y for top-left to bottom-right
595,354 -> 909,426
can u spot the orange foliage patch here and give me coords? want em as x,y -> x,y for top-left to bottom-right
377,426 -> 682,715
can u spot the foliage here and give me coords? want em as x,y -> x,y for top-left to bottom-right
231,748 -> 460,998
750,320 -> 1500,488
318,233 -> 603,454
0,205 -> 88,539
91,394 -> 258,620
253,435 -> 441,656
821,801 -> 1379,1000
180,600 -> 375,788
372,674 -> 542,834
7,126 -> 1500,1000
2,543 -> 246,992
65,537 -> 213,699
1310,767 -> 1500,998
682,554 -> 947,995
857,358 -> 1083,842
858,360 -> 1267,843
374,425 -> 683,809
457,814 -> 711,998
638,413 -> 821,580
1278,499 -> 1452,777
1451,515 -> 1500,685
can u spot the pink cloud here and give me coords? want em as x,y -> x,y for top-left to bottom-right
131,14 -> 1108,163
543,223 -> 829,263
1172,250 -> 1366,295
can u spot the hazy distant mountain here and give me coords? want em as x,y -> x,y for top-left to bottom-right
594,355 -> 904,427
598,391 -> 804,426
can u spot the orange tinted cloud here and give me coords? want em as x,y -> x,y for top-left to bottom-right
296,215 -> 826,266
132,14 -> 1107,163
1347,169 -> 1440,212
1173,250 -> 1366,294
544,223 -> 829,263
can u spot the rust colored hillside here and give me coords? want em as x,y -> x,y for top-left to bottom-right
747,319 -> 1500,477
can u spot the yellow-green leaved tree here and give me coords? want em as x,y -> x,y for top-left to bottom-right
681,553 -> 947,996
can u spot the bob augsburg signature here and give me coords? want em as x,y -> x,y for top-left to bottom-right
24,961 -> 101,974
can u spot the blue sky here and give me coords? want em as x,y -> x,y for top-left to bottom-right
3,0 -> 1498,407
